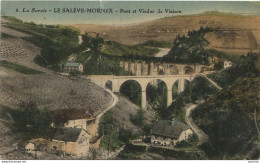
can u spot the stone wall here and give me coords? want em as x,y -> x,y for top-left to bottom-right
120,61 -> 205,76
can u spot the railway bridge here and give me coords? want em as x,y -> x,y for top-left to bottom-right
89,74 -> 195,108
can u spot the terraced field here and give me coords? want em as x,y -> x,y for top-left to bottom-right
0,38 -> 38,58
0,72 -> 112,116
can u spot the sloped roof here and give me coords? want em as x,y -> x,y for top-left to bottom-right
65,62 -> 81,67
29,138 -> 49,149
151,120 -> 190,139
52,109 -> 94,121
53,127 -> 82,142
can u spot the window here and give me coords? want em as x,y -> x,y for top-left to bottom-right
53,146 -> 57,150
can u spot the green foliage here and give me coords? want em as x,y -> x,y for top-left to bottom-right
146,81 -> 168,118
5,17 -> 79,67
141,40 -> 173,48
120,81 -> 142,106
148,146 -> 206,159
69,70 -> 80,77
78,52 -> 129,75
164,26 -> 212,64
117,144 -> 146,160
102,41 -> 159,57
175,134 -> 199,148
0,60 -> 43,74
100,125 -> 123,153
99,111 -> 114,135
206,49 -> 239,65
99,111 -> 123,152
74,33 -> 130,75
192,59 -> 260,159
168,77 -> 219,122
190,53 -> 259,159
208,53 -> 259,88
130,109 -> 144,127
193,100 -> 257,159
99,111 -> 137,149
1,101 -> 55,141
118,130 -> 139,144
79,33 -> 104,51
1,32 -> 15,39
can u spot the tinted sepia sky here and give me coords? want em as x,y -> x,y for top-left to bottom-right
1,1 -> 260,25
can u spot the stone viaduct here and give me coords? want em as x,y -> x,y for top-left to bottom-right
119,61 -> 207,76
88,74 -> 195,109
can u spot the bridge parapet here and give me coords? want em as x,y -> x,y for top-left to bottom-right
119,61 -> 208,76
88,74 -> 196,109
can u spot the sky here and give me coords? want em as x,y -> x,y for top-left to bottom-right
1,1 -> 260,25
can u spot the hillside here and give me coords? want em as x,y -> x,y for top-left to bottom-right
0,17 -> 113,114
0,68 -> 112,116
71,12 -> 260,55
190,54 -> 260,159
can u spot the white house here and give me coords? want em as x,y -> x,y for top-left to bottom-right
25,138 -> 48,157
151,120 -> 193,147
25,142 -> 36,153
64,61 -> 83,73
224,60 -> 232,69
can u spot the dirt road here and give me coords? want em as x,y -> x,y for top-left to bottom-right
91,89 -> 119,136
185,102 -> 209,146
154,48 -> 171,57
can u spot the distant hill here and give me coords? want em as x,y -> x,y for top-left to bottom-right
71,12 -> 260,55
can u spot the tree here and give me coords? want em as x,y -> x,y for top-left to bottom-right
100,125 -> 121,158
164,27 -> 212,64
10,101 -> 55,140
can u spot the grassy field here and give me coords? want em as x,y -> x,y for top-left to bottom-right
71,12 -> 260,56
4,16 -> 80,67
0,32 -> 15,39
0,60 -> 43,74
102,41 -> 159,57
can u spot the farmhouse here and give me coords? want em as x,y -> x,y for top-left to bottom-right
50,127 -> 90,157
151,120 -> 193,147
64,61 -> 83,73
223,60 -> 232,69
51,109 -> 95,130
25,138 -> 49,157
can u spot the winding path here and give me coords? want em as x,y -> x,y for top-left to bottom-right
185,101 -> 209,146
185,74 -> 223,146
92,89 -> 119,136
154,48 -> 171,57
197,73 -> 222,91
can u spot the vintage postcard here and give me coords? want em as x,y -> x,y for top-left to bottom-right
0,0 -> 260,161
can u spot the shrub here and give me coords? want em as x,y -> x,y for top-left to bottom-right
130,109 -> 144,127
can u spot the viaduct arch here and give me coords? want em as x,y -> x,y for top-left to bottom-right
89,75 -> 195,108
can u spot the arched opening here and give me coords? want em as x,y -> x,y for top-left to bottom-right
169,65 -> 179,75
184,66 -> 193,74
146,79 -> 168,117
119,80 -> 142,106
172,80 -> 179,99
200,66 -> 207,73
172,79 -> 192,99
105,80 -> 112,90
158,65 -> 165,75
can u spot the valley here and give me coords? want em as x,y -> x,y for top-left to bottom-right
0,11 -> 260,160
